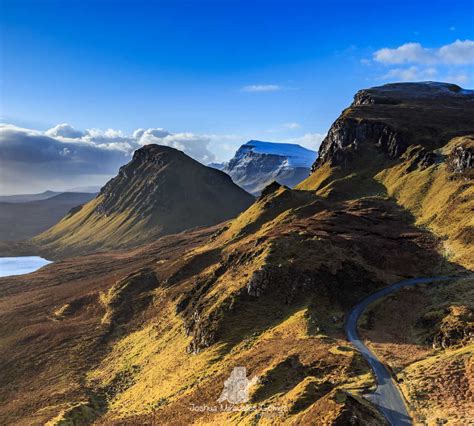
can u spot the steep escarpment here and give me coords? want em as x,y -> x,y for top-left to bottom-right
313,82 -> 474,170
299,82 -> 474,268
33,145 -> 254,257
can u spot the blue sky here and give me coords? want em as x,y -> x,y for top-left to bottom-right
0,0 -> 473,193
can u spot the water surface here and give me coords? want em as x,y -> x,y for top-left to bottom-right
0,256 -> 52,278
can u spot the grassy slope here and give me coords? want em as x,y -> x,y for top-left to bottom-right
376,136 -> 474,268
297,139 -> 473,270
1,180 -> 446,425
51,188 -> 449,424
33,195 -> 151,254
87,183 -> 457,424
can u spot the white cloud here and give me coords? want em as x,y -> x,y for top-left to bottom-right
45,123 -> 85,139
374,39 -> 474,65
0,124 -> 130,194
381,66 -> 438,81
438,40 -> 474,65
375,43 -> 433,64
134,128 -> 171,142
42,124 -> 216,163
242,84 -> 282,93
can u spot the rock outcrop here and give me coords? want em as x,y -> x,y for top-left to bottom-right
421,305 -> 474,349
446,136 -> 474,178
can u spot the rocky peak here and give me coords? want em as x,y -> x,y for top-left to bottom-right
98,144 -> 185,215
96,144 -> 254,218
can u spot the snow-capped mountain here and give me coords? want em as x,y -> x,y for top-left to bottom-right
211,140 -> 317,194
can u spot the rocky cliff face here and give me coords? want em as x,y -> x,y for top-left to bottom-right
216,140 -> 317,194
300,82 -> 474,269
313,118 -> 406,170
34,144 -> 254,256
313,82 -> 474,172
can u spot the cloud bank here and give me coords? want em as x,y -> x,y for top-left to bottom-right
0,123 -> 217,194
0,122 -> 327,194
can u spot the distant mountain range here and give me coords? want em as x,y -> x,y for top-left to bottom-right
0,190 -> 63,203
209,140 -> 317,194
0,192 -> 96,241
33,144 -> 254,256
0,186 -> 100,203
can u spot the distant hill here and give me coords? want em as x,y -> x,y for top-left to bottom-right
65,185 -> 103,193
0,190 -> 62,203
211,140 -> 317,194
34,144 -> 254,256
0,192 -> 96,241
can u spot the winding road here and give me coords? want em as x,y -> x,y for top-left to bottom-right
345,276 -> 459,426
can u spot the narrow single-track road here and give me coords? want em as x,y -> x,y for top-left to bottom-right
345,276 -> 460,426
